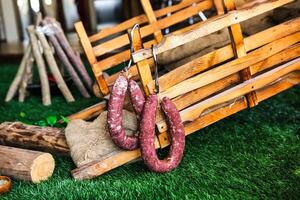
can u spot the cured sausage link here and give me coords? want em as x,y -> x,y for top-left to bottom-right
139,95 -> 185,172
128,79 -> 145,117
107,75 -> 139,150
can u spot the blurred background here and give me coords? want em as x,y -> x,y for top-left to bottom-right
0,0 -> 172,56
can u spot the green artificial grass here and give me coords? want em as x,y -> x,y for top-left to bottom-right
0,60 -> 299,199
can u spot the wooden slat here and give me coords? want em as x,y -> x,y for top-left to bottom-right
225,0 -> 258,107
251,44 -> 300,75
141,0 -> 163,42
92,0 -> 213,57
146,17 -> 300,93
157,58 -> 300,132
213,0 -> 225,15
95,18 -> 205,73
158,97 -> 248,147
74,21 -> 97,66
88,0 -> 203,42
132,0 -> 294,63
75,21 -> 109,94
67,101 -> 106,121
255,72 -> 300,102
157,32 -> 300,100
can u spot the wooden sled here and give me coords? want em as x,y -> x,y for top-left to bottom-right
72,0 -> 300,180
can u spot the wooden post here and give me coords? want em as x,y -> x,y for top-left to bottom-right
224,0 -> 258,107
0,145 -> 55,183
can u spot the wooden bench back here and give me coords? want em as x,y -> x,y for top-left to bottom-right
75,0 -> 222,95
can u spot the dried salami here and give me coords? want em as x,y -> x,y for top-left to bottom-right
107,75 -> 145,150
139,94 -> 185,172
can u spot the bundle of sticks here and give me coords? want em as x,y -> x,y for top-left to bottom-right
5,14 -> 93,106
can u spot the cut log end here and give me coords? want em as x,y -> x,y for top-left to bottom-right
30,153 -> 55,183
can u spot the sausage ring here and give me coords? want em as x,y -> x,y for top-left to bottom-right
107,75 -> 145,150
139,94 -> 185,173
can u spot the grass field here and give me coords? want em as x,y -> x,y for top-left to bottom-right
0,60 -> 299,199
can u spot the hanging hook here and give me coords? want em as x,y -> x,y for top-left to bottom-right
125,24 -> 141,72
152,45 -> 160,94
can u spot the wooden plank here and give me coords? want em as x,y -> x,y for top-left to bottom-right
72,96 -> 248,180
141,0 -> 163,42
67,101 -> 106,121
213,0 -> 225,15
132,0 -> 294,63
251,44 -> 300,75
92,0 -> 213,57
224,0 -> 258,107
173,74 -> 241,111
88,0 -> 204,42
157,58 -> 300,132
94,18 -> 205,72
158,97 -> 248,147
157,32 -> 300,100
256,72 -> 300,102
75,21 -> 109,95
146,17 -> 300,93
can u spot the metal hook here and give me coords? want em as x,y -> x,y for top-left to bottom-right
124,24 -> 141,72
152,45 -> 160,94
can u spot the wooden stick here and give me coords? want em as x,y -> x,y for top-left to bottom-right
36,28 -> 75,102
0,122 -> 69,155
5,46 -> 32,102
0,145 -> 55,183
42,22 -> 91,98
27,25 -> 51,106
46,18 -> 93,90
132,0 -> 293,63
18,53 -> 34,102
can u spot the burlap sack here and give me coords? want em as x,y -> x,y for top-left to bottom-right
65,110 -> 137,167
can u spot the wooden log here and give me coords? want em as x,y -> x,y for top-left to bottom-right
5,46 -> 32,102
36,28 -> 75,102
0,122 -> 69,155
132,0 -> 293,62
0,145 -> 55,183
27,25 -> 51,106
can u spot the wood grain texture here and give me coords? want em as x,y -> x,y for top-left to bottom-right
132,0 -> 293,62
0,145 -> 55,183
0,122 -> 69,155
